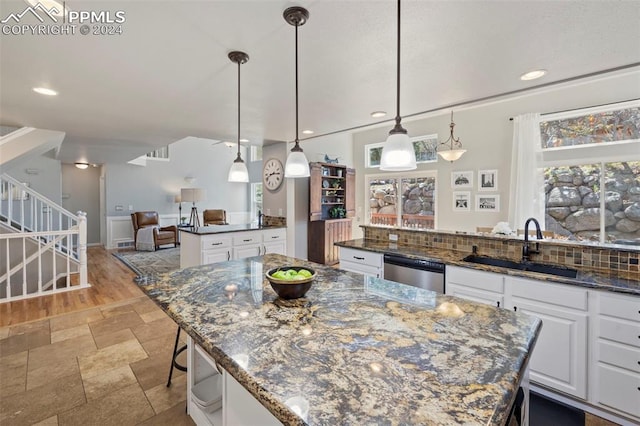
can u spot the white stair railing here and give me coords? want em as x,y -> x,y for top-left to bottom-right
0,174 -> 89,302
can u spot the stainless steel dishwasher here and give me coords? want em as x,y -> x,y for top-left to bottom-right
383,254 -> 445,293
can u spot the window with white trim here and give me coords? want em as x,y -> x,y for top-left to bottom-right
540,100 -> 640,244
366,171 -> 437,229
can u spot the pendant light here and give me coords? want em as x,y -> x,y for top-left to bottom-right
437,111 -> 466,162
283,6 -> 310,178
380,0 -> 416,171
227,51 -> 250,183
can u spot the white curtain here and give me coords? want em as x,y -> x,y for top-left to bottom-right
508,113 -> 545,230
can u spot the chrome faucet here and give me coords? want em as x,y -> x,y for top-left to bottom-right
522,217 -> 543,262
257,210 -> 264,227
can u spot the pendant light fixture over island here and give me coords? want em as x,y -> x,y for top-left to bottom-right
283,6 -> 311,178
227,51 -> 250,183
380,0 -> 416,172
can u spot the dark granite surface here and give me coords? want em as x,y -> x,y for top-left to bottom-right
336,239 -> 640,296
138,254 -> 541,426
179,224 -> 286,235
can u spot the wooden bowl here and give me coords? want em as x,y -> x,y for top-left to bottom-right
265,267 -> 316,299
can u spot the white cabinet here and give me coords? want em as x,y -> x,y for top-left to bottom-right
445,266 -> 504,308
338,247 -> 383,278
445,266 -> 589,400
591,291 -> 640,420
181,228 -> 287,267
508,277 -> 589,400
262,228 -> 287,256
187,336 -> 281,426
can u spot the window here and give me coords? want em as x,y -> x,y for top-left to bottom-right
251,145 -> 263,162
365,134 -> 438,168
366,171 -> 437,229
250,182 -> 263,222
146,146 -> 169,160
539,100 -> 640,244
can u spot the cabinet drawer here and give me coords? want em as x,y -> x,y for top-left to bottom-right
201,235 -> 232,250
599,292 -> 640,323
595,364 -> 640,418
446,283 -> 503,308
446,266 -> 504,294
597,340 -> 640,373
339,248 -> 382,268
340,260 -> 381,278
598,317 -> 640,348
509,277 -> 587,311
233,232 -> 261,246
262,228 -> 286,242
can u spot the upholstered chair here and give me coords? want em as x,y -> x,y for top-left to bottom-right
203,209 -> 228,226
131,211 -> 178,250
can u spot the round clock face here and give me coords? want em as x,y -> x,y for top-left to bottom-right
263,158 -> 284,191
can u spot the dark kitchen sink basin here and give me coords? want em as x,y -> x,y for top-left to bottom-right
463,255 -> 578,279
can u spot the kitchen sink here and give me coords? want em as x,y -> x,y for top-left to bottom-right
463,255 -> 578,279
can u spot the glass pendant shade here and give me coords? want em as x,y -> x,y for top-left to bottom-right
437,149 -> 466,163
284,149 -> 310,178
380,132 -> 417,171
228,157 -> 249,182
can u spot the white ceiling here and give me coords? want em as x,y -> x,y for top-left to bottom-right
1,0 -> 639,165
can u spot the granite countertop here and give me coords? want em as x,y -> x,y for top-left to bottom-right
179,224 -> 286,235
138,253 -> 541,426
336,239 -> 640,296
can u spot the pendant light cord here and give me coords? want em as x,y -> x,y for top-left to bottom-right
295,24 -> 299,145
237,59 -> 241,158
395,0 -> 401,126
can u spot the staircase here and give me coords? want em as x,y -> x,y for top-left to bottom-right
1,174 -> 89,302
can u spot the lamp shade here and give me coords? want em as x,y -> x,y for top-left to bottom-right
284,151 -> 310,178
228,160 -> 249,182
380,132 -> 417,171
181,188 -> 206,203
437,149 -> 467,163
174,195 -> 182,203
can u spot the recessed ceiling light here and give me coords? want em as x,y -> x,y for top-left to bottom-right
223,141 -> 235,148
239,138 -> 249,143
520,69 -> 547,81
33,87 -> 58,96
302,130 -> 314,135
26,0 -> 64,17
371,111 -> 387,118
74,162 -> 89,169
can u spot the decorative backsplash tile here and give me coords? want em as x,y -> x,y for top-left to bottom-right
264,215 -> 286,227
362,226 -> 640,278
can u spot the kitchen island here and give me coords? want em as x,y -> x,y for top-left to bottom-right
138,253 -> 541,425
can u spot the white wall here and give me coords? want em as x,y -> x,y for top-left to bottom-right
61,164 -> 101,244
5,156 -> 62,205
352,69 -> 640,236
105,137 -> 252,220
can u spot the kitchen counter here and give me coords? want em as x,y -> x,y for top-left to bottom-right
180,223 -> 286,235
336,239 -> 640,296
138,253 -> 541,425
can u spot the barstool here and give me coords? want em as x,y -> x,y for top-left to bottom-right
166,326 -> 187,387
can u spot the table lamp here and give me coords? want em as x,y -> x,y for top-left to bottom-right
181,188 -> 206,227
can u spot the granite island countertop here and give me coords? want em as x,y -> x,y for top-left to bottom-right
336,239 -> 640,296
179,224 -> 286,235
138,253 -> 541,425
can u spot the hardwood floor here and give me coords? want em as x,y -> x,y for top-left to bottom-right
0,247 -> 142,327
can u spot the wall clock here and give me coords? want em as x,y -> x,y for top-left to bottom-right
263,158 -> 284,191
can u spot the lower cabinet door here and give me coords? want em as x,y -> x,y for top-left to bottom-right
233,244 -> 261,260
445,283 -> 504,309
263,241 -> 286,256
594,364 -> 640,418
202,249 -> 231,265
513,300 -> 588,399
224,371 -> 282,426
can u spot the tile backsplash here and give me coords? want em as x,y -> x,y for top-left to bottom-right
362,226 -> 640,277
264,215 -> 286,227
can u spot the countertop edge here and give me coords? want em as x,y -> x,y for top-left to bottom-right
336,239 -> 640,296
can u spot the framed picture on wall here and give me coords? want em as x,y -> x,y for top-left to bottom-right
478,170 -> 498,191
452,191 -> 471,212
451,171 -> 473,188
476,194 -> 500,212
365,134 -> 439,168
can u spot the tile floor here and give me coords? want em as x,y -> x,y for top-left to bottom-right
0,296 -> 194,426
